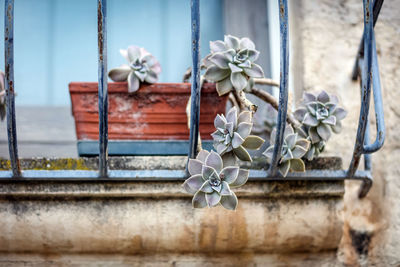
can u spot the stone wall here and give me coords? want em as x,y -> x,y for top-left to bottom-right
297,0 -> 400,265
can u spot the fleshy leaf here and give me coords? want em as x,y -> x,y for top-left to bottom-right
242,135 -> 264,150
317,91 -> 330,103
334,108 -> 347,120
229,63 -> 243,73
323,115 -> 336,126
220,192 -> 238,210
239,37 -> 255,50
290,158 -> 305,172
209,52 -> 230,69
108,65 -> 131,82
224,35 -> 240,50
230,72 -> 248,91
238,111 -> 252,124
230,169 -> 249,187
317,124 -> 332,141
183,174 -> 205,192
222,152 -> 237,167
205,151 -> 223,173
220,181 -> 232,196
285,133 -> 297,149
196,150 -> 210,163
309,127 -> 321,144
263,145 -> 274,160
232,132 -> 245,149
188,159 -> 203,176
214,114 -> 227,129
279,161 -> 290,177
294,108 -> 307,121
210,40 -> 226,53
332,121 -> 342,134
220,166 -> 239,184
244,63 -> 264,78
216,77 -> 233,96
199,181 -> 214,193
226,107 -> 238,128
127,72 -> 140,93
206,191 -> 222,207
303,113 -> 319,126
237,122 -> 253,139
233,145 -> 252,162
192,191 -> 207,208
292,145 -> 308,159
202,165 -> 219,180
204,66 -> 230,81
247,49 -> 260,61
303,92 -> 316,102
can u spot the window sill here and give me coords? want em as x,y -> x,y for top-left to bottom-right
0,156 -> 344,257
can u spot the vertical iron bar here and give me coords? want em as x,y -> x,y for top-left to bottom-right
363,34 -> 385,153
268,0 -> 289,176
351,0 -> 384,80
4,0 -> 20,177
348,0 -> 373,178
97,0 -> 108,177
188,0 -> 201,159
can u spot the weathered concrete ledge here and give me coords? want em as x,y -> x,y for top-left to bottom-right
0,156 -> 344,259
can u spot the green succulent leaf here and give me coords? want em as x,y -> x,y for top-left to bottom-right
220,192 -> 238,210
220,181 -> 232,196
108,65 -> 131,81
196,150 -> 210,163
242,135 -> 264,150
243,63 -> 264,78
206,191 -> 222,207
290,158 -> 305,172
230,169 -> 249,188
205,151 -> 223,173
183,174 -> 205,192
216,77 -> 233,96
233,145 -> 252,162
188,159 -> 203,176
192,191 -> 207,208
199,181 -> 214,193
220,166 -> 239,184
204,66 -> 231,81
230,72 -> 248,91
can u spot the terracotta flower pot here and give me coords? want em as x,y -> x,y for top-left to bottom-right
69,82 -> 227,155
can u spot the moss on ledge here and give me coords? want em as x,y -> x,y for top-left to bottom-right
0,156 -> 342,171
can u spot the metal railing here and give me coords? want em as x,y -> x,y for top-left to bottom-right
0,0 -> 385,198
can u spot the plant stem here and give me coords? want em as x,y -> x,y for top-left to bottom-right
249,87 -> 300,128
253,78 -> 280,87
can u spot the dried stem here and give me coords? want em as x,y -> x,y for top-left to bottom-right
249,87 -> 300,128
233,90 -> 257,114
253,77 -> 280,87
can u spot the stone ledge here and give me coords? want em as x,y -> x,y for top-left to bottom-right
0,156 -> 344,255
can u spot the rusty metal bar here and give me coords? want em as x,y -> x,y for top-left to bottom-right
97,0 -> 108,177
351,0 -> 384,80
4,0 -> 21,177
348,0 -> 374,178
188,0 -> 201,160
268,0 -> 289,176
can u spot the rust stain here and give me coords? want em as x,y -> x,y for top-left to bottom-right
97,1 -> 104,61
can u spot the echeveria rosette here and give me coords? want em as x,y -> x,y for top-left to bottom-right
183,150 -> 250,210
0,71 -> 5,121
108,46 -> 161,93
263,125 -> 310,177
293,91 -> 347,160
203,35 -> 264,96
211,106 -> 264,163
296,126 -> 326,161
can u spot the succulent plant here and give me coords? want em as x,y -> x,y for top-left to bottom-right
296,126 -> 325,161
108,45 -> 161,93
294,91 -> 347,143
293,91 -> 347,160
203,35 -> 264,96
183,150 -> 249,210
211,106 -> 264,162
0,71 -> 5,121
263,125 -> 310,177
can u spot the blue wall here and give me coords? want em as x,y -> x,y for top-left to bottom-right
0,0 -> 223,106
